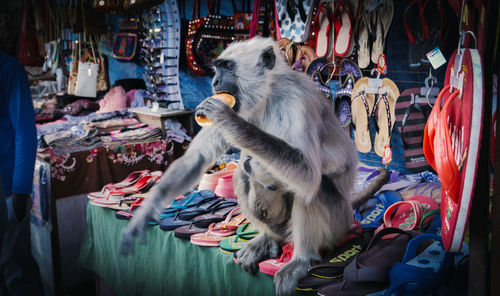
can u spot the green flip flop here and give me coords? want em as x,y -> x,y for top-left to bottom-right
219,224 -> 259,254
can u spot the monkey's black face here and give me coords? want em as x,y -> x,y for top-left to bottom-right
212,59 -> 240,112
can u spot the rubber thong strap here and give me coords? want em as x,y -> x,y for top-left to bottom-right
351,92 -> 371,130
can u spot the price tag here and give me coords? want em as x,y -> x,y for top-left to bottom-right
160,52 -> 164,64
426,47 -> 447,70
382,145 -> 392,165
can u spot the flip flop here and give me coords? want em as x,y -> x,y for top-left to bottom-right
373,78 -> 399,157
317,228 -> 421,296
385,234 -> 454,296
87,170 -> 150,199
258,243 -> 294,276
339,59 -> 363,84
395,93 -> 433,173
376,195 -> 439,236
438,48 -> 484,252
192,204 -> 240,228
333,1 -> 353,57
400,181 -> 442,201
334,73 -> 356,127
219,224 -> 259,254
296,229 -> 364,291
174,222 -> 208,240
371,0 -> 394,64
354,190 -> 402,230
160,190 -> 217,218
314,2 -> 332,57
177,198 -> 237,221
404,0 -> 429,69
190,222 -> 238,247
356,9 -> 371,69
351,77 -> 374,153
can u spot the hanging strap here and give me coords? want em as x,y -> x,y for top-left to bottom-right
249,0 -> 260,37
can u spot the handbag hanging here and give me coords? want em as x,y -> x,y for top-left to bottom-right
185,0 -> 210,75
75,38 -> 99,98
18,0 -> 44,66
249,0 -> 281,39
67,44 -> 79,95
193,0 -> 247,76
112,17 -> 139,62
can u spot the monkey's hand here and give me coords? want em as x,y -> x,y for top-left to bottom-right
195,96 -> 235,126
119,196 -> 162,256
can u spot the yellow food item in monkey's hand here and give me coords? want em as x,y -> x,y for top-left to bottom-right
195,93 -> 236,127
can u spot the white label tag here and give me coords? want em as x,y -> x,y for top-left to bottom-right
426,47 -> 447,70
160,53 -> 164,64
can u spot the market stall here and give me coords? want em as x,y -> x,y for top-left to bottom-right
1,0 -> 498,295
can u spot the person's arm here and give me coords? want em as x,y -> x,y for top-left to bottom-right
5,59 -> 37,219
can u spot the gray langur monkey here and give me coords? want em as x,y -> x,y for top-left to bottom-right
120,37 -> 387,296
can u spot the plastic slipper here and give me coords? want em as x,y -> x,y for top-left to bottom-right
317,228 -> 421,296
438,48 -> 484,252
159,212 -> 192,231
421,0 -> 445,62
333,1 -> 353,57
219,224 -> 259,253
404,0 -> 429,69
384,234 -> 453,296
190,223 -> 237,247
174,222 -> 208,240
87,170 -> 150,199
89,171 -> 163,205
208,210 -> 248,236
177,198 -> 238,222
373,78 -> 399,157
339,59 -> 363,84
354,190 -> 402,230
160,190 -> 217,218
258,243 -> 294,276
314,2 -> 331,57
351,77 -> 374,153
371,0 -> 394,64
400,181 -> 441,201
395,93 -> 433,173
291,45 -> 317,72
356,10 -> 371,69
378,195 -> 439,233
192,204 -> 240,228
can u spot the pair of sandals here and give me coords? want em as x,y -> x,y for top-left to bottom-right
351,76 -> 400,157
356,0 -> 394,69
312,0 -> 356,59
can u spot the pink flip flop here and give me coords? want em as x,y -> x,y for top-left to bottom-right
258,243 -> 294,276
333,1 -> 353,57
87,170 -> 150,199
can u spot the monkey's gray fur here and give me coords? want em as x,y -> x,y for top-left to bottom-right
120,37 -> 387,296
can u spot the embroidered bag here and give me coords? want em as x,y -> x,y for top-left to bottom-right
112,17 -> 139,61
193,0 -> 247,76
185,0 -> 210,75
67,44 -> 79,95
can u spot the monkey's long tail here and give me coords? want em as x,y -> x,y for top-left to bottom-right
350,167 -> 389,210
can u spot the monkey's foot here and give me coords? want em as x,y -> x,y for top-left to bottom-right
274,258 -> 309,296
236,233 -> 279,274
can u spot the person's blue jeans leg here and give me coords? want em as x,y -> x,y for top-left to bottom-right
0,195 -> 44,296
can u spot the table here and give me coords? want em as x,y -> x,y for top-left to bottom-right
40,139 -> 189,199
79,205 -> 280,296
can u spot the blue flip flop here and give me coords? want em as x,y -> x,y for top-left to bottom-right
160,190 -> 216,218
159,212 -> 191,231
355,190 -> 402,230
177,198 -> 238,221
384,234 -> 454,296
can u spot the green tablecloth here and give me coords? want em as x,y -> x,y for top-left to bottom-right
80,203 -> 287,296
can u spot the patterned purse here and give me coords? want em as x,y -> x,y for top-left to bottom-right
185,0 -> 209,75
193,0 -> 247,76
112,17 -> 139,62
